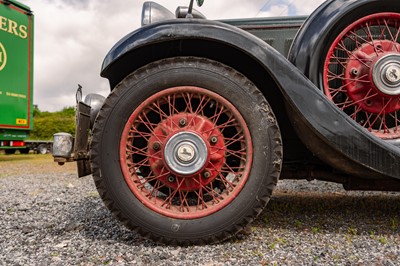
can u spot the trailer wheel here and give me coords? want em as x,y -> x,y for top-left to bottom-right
20,148 -> 30,154
37,144 -> 48,154
91,57 -> 282,245
5,149 -> 15,155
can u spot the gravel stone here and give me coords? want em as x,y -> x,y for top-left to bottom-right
1,155 -> 400,265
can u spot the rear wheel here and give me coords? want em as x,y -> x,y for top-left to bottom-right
91,57 -> 282,244
323,12 -> 400,139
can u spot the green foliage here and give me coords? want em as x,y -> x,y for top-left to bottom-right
30,107 -> 75,140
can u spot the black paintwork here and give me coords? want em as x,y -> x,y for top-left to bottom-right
100,18 -> 400,180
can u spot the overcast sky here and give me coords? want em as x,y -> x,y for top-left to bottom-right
24,0 -> 325,111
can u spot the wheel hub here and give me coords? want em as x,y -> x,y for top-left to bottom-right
147,112 -> 226,191
342,41 -> 400,114
164,131 -> 208,176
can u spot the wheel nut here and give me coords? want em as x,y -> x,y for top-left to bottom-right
152,142 -> 161,151
203,171 -> 211,179
179,118 -> 187,127
351,68 -> 359,76
210,136 -> 218,144
168,176 -> 175,183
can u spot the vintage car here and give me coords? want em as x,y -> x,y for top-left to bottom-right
53,0 -> 400,245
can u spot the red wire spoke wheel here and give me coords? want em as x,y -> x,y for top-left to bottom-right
120,86 -> 252,219
324,13 -> 400,139
91,57 -> 282,244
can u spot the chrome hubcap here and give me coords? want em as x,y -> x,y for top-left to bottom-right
373,54 -> 400,96
164,131 -> 208,175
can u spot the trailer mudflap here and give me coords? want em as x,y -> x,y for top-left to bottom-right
74,101 -> 91,177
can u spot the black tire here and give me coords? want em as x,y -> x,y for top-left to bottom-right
91,57 -> 282,245
37,144 -> 48,154
290,0 -> 400,140
4,149 -> 15,155
20,148 -> 30,154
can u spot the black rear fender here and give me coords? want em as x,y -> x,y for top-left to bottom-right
100,19 -> 400,179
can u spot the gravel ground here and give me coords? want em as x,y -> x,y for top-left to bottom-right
1,155 -> 400,265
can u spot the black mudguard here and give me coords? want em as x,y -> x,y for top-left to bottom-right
100,19 -> 400,179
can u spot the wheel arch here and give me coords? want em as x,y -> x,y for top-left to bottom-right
101,20 -> 285,123
100,20 -> 297,151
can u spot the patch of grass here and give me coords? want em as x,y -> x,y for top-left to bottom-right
369,229 -> 375,236
268,243 -> 276,250
262,214 -> 269,224
311,227 -> 320,234
294,219 -> 303,229
86,192 -> 100,198
345,234 -> 353,243
379,236 -> 388,245
275,237 -> 287,245
268,237 -> 287,250
50,251 -> 59,257
347,226 -> 358,235
251,249 -> 263,257
390,217 -> 398,231
0,154 -> 76,177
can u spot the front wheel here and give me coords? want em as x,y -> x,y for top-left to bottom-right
91,57 -> 282,244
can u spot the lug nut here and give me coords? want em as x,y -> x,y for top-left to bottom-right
152,142 -> 161,151
168,176 -> 175,183
203,171 -> 211,179
210,136 -> 218,144
179,118 -> 187,127
351,68 -> 359,76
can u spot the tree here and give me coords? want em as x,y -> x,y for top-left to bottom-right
29,107 -> 75,140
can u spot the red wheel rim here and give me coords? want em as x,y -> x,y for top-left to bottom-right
324,13 -> 400,139
120,86 -> 253,219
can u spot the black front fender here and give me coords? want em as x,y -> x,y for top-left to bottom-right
100,19 -> 400,179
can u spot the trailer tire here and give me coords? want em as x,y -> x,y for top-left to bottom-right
20,148 -> 30,154
5,149 -> 15,155
37,144 -> 48,154
90,57 -> 282,245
